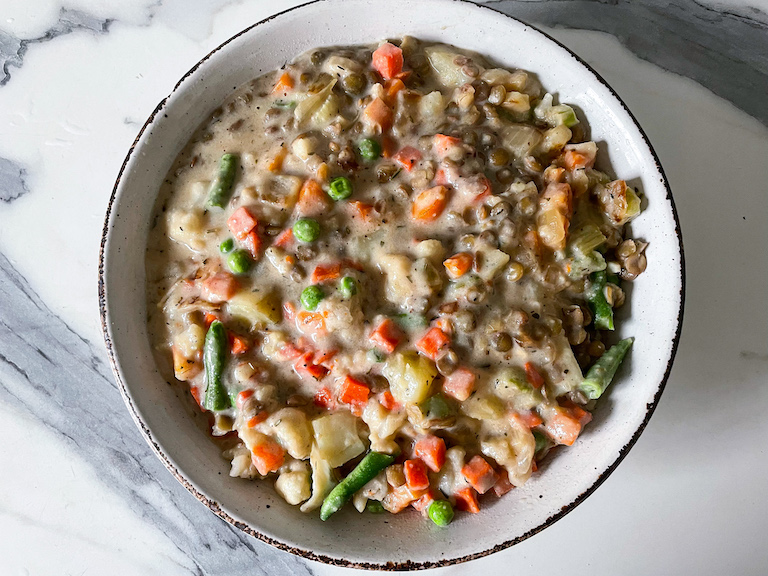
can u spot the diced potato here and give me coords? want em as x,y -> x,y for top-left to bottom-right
537,206 -> 569,251
481,427 -> 535,487
275,469 -> 312,505
291,134 -> 318,160
379,254 -> 415,305
267,408 -> 312,460
461,393 -> 504,420
437,446 -> 469,496
501,124 -> 542,158
167,209 -> 206,251
174,323 -> 205,359
227,444 -> 257,479
226,290 -> 281,328
323,55 -> 363,77
425,47 -> 477,87
238,428 -> 268,452
501,91 -> 531,115
419,91 -> 446,119
311,411 -> 365,468
263,175 -> 302,209
413,239 -> 446,263
538,125 -> 573,155
383,351 -> 438,405
300,444 -> 336,512
476,248 -> 510,281
261,330 -> 289,360
480,68 -> 528,91
362,399 -> 406,453
172,346 -> 200,381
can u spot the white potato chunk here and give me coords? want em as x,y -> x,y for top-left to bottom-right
311,411 -> 365,468
383,352 -> 438,405
267,408 -> 312,460
275,469 -> 312,505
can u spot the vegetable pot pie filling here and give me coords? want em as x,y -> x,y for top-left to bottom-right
146,38 -> 647,525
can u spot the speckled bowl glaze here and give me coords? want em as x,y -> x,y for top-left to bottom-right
99,0 -> 684,569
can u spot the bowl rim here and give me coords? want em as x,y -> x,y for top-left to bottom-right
98,0 -> 686,569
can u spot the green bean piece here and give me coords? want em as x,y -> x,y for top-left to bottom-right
579,337 -> 634,400
586,271 -> 614,330
328,176 -> 353,201
532,430 -> 550,455
320,451 -> 395,521
219,238 -> 235,253
227,249 -> 251,275
203,320 -> 230,412
339,276 -> 358,298
358,138 -> 382,162
208,153 -> 238,208
427,500 -> 454,527
301,285 -> 325,311
366,500 -> 385,514
293,218 -> 321,242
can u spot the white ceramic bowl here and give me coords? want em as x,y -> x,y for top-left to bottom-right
99,0 -> 684,569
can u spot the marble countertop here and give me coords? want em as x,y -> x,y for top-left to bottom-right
2,1 -> 767,574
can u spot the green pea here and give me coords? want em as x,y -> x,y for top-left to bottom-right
358,138 -> 381,162
427,500 -> 454,527
219,238 -> 234,253
301,285 -> 325,311
328,176 -> 353,201
293,218 -> 321,242
227,249 -> 251,275
339,276 -> 358,298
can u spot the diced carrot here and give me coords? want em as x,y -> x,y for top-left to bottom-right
545,410 -> 583,446
294,352 -> 329,381
369,319 -> 403,354
415,326 -> 450,360
442,367 -> 476,401
247,412 -> 268,428
349,200 -> 375,222
314,386 -> 335,409
559,400 -> 593,427
241,229 -> 262,259
271,71 -> 294,95
267,147 -> 287,172
314,349 -> 338,367
379,390 -> 400,411
403,459 -> 430,491
383,78 -> 406,105
511,410 -> 543,430
524,362 -> 545,389
382,484 -> 426,514
411,185 -> 448,221
524,229 -> 542,262
562,148 -> 595,171
311,262 -> 342,284
296,179 -> 331,217
434,167 -> 449,186
296,310 -> 327,336
229,333 -> 250,355
454,487 -> 480,513
443,252 -> 473,279
433,134 -> 462,158
492,468 -> 514,497
363,97 -> 393,132
273,228 -> 294,249
236,389 -> 254,409
190,384 -> 204,409
461,455 -> 498,495
392,146 -> 422,172
203,312 -> 220,329
227,207 -> 258,240
282,301 -> 297,322
276,342 -> 303,361
338,375 -> 370,406
251,439 -> 285,475
372,42 -> 404,80
381,134 -> 397,158
201,272 -> 239,303
414,435 -> 446,473
411,489 -> 439,513
531,459 -> 538,473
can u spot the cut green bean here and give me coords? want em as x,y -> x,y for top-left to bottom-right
208,153 -> 238,208
366,500 -> 385,514
203,320 -> 230,411
320,451 -> 395,521
427,500 -> 454,527
586,271 -> 614,330
328,176 -> 353,201
579,337 -> 634,400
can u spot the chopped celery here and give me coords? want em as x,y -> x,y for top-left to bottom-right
569,224 -> 607,256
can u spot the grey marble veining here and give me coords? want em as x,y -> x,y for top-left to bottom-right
0,157 -> 28,203
0,7 -> 113,85
0,252 -> 316,575
487,0 -> 768,127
